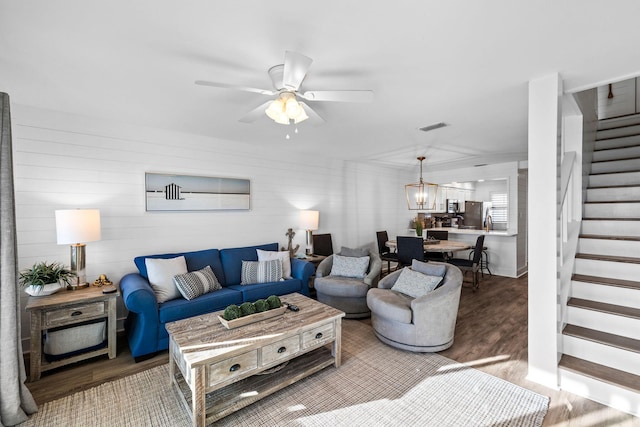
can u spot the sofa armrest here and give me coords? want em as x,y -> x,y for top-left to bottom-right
364,252 -> 382,287
378,268 -> 402,289
315,255 -> 334,278
290,257 -> 314,296
120,273 -> 160,358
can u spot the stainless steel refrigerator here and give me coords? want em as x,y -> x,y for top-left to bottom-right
463,201 -> 492,229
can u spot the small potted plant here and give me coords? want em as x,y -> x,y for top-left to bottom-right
19,261 -> 76,296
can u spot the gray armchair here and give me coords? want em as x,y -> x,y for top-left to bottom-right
366,261 -> 463,352
314,251 -> 381,318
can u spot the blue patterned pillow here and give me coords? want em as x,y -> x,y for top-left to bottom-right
391,267 -> 442,298
241,259 -> 283,285
330,255 -> 370,278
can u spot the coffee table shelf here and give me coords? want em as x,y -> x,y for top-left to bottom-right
166,293 -> 344,426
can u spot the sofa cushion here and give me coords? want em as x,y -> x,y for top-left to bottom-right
135,248 -> 226,286
338,246 -> 369,257
227,278 -> 301,302
330,255 -> 370,278
314,275 -> 370,298
173,266 -> 222,300
411,259 -> 447,277
145,256 -> 187,303
256,249 -> 291,279
366,288 -> 413,324
391,267 -> 442,298
220,243 -> 278,286
158,287 -> 242,324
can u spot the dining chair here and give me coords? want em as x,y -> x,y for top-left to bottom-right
448,234 -> 485,291
312,233 -> 334,256
396,236 -> 424,268
376,231 -> 398,276
426,229 -> 449,260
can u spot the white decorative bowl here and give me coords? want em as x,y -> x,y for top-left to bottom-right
24,282 -> 64,296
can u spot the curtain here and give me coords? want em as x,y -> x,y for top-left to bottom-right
0,93 -> 38,425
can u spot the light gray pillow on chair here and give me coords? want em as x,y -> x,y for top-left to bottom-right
330,254 -> 370,278
411,259 -> 447,277
391,267 -> 442,298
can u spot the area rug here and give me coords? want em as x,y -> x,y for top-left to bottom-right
21,320 -> 548,426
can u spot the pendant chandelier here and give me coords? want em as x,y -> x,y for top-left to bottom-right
405,156 -> 438,210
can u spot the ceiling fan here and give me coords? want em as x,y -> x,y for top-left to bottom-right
195,51 -> 374,125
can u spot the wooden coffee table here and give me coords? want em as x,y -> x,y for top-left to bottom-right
165,293 -> 345,426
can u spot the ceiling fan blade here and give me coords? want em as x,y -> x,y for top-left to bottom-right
282,51 -> 313,91
299,90 -> 374,103
195,80 -> 276,96
299,102 -> 325,125
238,101 -> 272,123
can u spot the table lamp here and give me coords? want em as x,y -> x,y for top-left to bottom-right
55,209 -> 101,290
299,210 -> 319,255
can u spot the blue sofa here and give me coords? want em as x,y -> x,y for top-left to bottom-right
120,243 -> 314,359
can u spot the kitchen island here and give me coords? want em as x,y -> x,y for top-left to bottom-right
422,227 -> 523,278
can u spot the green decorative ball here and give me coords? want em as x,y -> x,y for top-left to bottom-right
222,305 -> 240,321
240,302 -> 256,317
266,295 -> 282,309
254,299 -> 268,312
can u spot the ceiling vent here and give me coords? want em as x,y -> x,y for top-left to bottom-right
418,122 -> 447,132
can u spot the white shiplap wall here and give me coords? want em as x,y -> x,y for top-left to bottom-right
13,104 -> 408,342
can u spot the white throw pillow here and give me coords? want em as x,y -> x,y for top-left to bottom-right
330,254 -> 370,278
391,267 -> 442,298
241,259 -> 283,285
256,249 -> 292,279
145,256 -> 187,303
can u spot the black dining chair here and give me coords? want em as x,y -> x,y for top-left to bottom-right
396,236 -> 425,268
425,229 -> 449,261
312,233 -> 334,256
448,234 -> 485,291
376,231 -> 398,276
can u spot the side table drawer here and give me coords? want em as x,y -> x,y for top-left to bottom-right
45,302 -> 106,327
208,350 -> 258,387
302,323 -> 335,349
262,336 -> 300,366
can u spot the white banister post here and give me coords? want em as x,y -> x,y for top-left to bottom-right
527,73 -> 561,389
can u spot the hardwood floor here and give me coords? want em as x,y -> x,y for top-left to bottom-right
25,274 -> 639,426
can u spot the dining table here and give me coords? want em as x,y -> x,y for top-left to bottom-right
385,239 -> 471,261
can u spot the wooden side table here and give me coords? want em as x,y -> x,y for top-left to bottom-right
25,286 -> 119,382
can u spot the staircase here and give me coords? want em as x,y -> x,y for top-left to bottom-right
558,114 -> 640,417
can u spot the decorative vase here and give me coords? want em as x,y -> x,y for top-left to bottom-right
24,282 -> 63,297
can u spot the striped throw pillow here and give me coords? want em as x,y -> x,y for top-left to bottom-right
241,259 -> 282,285
173,266 -> 221,300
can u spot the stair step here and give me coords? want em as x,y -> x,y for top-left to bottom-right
579,234 -> 640,242
572,274 -> 640,291
584,202 -> 640,218
593,145 -> 640,162
582,218 -> 640,237
592,158 -> 640,174
563,324 -> 640,354
559,354 -> 640,394
586,185 -> 640,202
595,134 -> 640,151
589,170 -> 640,187
576,252 -> 640,264
567,297 -> 640,321
598,114 -> 640,131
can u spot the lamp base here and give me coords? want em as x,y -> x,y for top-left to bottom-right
305,230 -> 314,256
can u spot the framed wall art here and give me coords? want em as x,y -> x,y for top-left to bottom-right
145,172 -> 251,211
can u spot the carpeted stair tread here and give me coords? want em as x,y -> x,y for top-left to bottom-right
568,297 -> 640,320
562,324 -> 640,354
559,354 -> 640,394
576,253 -> 640,264
572,274 -> 640,291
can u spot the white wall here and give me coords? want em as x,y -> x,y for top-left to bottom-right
12,104 -> 408,343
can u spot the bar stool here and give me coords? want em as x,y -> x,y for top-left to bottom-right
468,245 -> 492,277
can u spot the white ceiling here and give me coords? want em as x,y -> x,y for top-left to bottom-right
2,1 -> 640,171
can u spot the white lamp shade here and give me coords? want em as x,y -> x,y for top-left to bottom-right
299,210 -> 319,231
55,209 -> 102,244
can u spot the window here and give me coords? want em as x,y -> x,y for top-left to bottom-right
490,192 -> 508,224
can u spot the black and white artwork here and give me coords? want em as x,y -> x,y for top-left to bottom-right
145,173 -> 250,211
